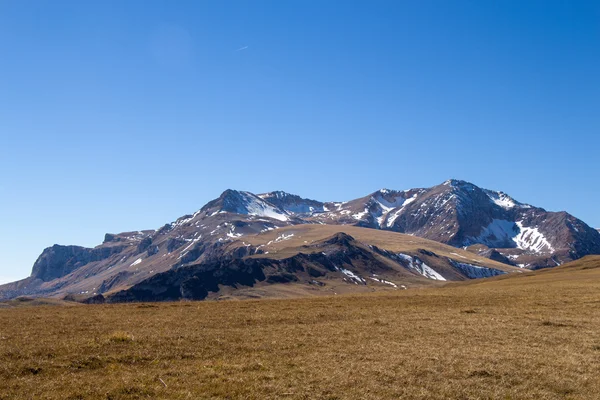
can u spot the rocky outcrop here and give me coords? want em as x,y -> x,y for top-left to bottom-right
3,180 -> 598,302
137,237 -> 153,254
82,294 -> 105,304
449,260 -> 506,279
106,234 -> 367,302
108,259 -> 267,302
98,271 -> 134,293
306,180 -> 600,267
31,244 -> 126,282
105,232 -> 508,303
258,191 -> 326,215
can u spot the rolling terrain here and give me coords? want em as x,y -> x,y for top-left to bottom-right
1,256 -> 599,399
108,225 -> 519,302
0,224 -> 520,302
1,179 -> 598,302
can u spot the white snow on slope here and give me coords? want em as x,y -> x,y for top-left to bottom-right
172,209 -> 203,228
274,233 -> 294,243
450,260 -> 505,279
373,191 -> 409,209
285,204 -> 323,214
352,208 -> 369,220
232,191 -> 290,221
397,254 -> 446,281
369,276 -> 398,288
515,221 -> 555,253
474,219 -> 554,253
475,219 -> 519,247
351,191 -> 420,227
226,229 -> 243,238
266,233 -> 295,246
178,236 -> 202,259
372,192 -> 405,226
337,267 -> 366,284
386,194 -> 418,227
130,258 -> 142,267
484,190 -> 531,209
258,192 -> 326,215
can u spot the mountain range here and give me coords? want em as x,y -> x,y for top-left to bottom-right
1,179 -> 599,302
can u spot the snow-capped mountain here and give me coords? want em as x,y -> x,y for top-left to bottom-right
200,189 -> 292,221
257,191 -> 327,215
2,179 -> 599,301
302,180 -> 600,268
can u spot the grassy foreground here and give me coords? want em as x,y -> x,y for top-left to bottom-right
2,257 -> 600,399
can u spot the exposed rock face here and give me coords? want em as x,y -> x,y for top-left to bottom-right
304,180 -> 600,268
200,189 -> 292,222
2,179 -> 599,301
258,191 -> 326,215
103,233 -> 118,243
106,232 -> 507,303
137,237 -> 153,254
82,294 -> 105,304
108,259 -> 267,302
98,271 -> 134,293
163,182 -> 600,271
31,244 -> 126,282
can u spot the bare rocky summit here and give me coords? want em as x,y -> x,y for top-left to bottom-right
1,179 -> 598,302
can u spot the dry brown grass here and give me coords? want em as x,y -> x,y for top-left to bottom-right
0,297 -> 81,309
105,331 -> 135,344
237,224 -> 516,271
1,257 -> 600,399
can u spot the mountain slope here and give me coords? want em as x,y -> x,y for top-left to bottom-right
1,180 -> 598,301
305,180 -> 600,268
107,225 -> 520,302
0,222 -> 520,301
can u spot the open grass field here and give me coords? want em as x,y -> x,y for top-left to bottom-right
1,256 -> 600,399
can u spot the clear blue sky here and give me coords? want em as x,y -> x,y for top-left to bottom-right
1,0 -> 598,283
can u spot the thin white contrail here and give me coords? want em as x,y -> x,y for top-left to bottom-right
235,46 -> 249,52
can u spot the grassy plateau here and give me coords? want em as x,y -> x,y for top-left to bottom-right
1,256 -> 600,399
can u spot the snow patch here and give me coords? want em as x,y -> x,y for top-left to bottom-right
473,219 -> 554,254
369,276 -> 398,288
226,229 -> 243,238
179,236 -> 202,259
352,208 -> 369,220
450,260 -> 505,279
514,221 -> 555,253
386,194 -> 418,227
396,254 -> 446,281
224,191 -> 290,221
130,258 -> 142,267
338,267 -> 366,284
484,190 -> 531,209
274,233 -> 294,243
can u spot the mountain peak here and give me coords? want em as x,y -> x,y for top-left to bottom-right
258,190 -> 296,200
441,179 -> 478,190
438,180 -> 531,210
483,189 -> 529,210
201,190 -> 290,221
259,191 -> 325,215
4,181 -> 600,302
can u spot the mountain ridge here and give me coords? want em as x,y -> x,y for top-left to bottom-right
1,179 -> 599,301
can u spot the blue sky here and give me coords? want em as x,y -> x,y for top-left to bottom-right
1,0 -> 599,283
